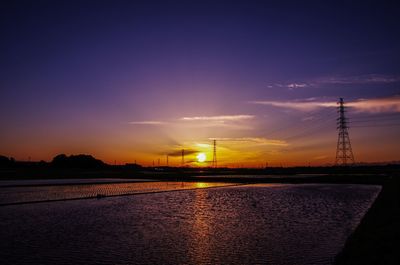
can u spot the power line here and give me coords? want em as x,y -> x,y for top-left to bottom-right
352,117 -> 400,123
351,123 -> 400,128
281,111 -> 337,141
350,112 -> 400,120
264,107 -> 337,139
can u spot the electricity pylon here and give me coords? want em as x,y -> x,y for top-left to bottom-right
335,98 -> 355,166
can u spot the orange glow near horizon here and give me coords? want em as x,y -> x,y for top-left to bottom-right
3,130 -> 399,168
2,105 -> 400,167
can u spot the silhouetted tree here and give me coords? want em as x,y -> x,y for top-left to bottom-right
0,155 -> 15,167
51,154 -> 106,168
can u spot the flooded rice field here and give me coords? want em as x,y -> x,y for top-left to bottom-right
0,181 -> 380,265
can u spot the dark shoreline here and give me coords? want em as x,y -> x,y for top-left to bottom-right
334,175 -> 399,265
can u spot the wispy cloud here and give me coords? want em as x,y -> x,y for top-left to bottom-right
267,74 -> 400,90
316,74 -> 400,85
302,116 -> 315,121
167,148 -> 198,157
180,114 -> 255,130
249,100 -> 336,111
313,155 -> 328,160
181,115 -> 254,121
209,137 -> 288,146
268,83 -> 310,90
128,115 -> 255,130
128,121 -> 167,125
347,96 -> 400,113
287,83 -> 309,89
249,96 -> 400,113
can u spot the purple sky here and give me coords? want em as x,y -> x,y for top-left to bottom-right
1,0 -> 400,166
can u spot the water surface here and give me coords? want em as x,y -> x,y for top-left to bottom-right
0,181 -> 231,205
0,178 -> 155,187
0,183 -> 380,265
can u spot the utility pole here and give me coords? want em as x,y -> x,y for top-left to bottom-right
212,140 -> 217,168
181,149 -> 184,167
335,98 -> 355,166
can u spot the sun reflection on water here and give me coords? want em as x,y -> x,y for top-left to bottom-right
190,189 -> 213,264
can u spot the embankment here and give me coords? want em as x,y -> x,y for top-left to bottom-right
335,175 -> 399,265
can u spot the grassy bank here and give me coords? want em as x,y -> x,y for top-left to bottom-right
335,175 -> 400,265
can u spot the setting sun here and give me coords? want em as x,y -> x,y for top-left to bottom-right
196,153 -> 206,163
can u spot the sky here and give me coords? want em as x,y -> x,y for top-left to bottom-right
1,0 -> 400,166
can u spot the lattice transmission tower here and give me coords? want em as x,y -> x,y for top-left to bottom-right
335,98 -> 355,166
212,140 -> 217,168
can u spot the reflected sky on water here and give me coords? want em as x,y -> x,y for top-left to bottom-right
0,183 -> 380,265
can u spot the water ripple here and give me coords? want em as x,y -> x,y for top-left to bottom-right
0,183 -> 380,265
